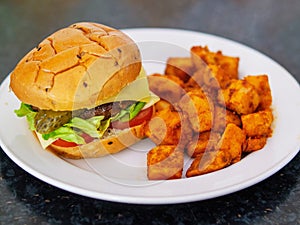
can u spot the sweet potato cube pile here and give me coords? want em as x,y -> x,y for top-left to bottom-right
145,45 -> 274,180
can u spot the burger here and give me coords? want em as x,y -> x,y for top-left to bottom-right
10,22 -> 159,159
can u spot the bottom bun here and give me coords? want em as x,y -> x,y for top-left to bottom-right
45,124 -> 146,159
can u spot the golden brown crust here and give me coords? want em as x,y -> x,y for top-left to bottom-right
46,124 -> 146,159
10,22 -> 141,111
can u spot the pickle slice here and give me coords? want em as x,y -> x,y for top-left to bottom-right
34,110 -> 72,134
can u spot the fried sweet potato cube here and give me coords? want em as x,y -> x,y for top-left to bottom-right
154,99 -> 174,112
190,63 -> 234,89
244,75 -> 272,110
148,73 -> 185,104
191,46 -> 239,79
213,106 -> 241,132
207,64 -> 234,89
191,45 -> 239,81
244,136 -> 267,152
218,79 -> 260,115
186,149 -> 231,177
241,109 -> 273,137
145,109 -> 182,146
186,123 -> 245,177
179,89 -> 214,133
183,73 -> 202,92
165,57 -> 195,82
186,131 -> 221,158
147,145 -> 184,180
216,123 -> 246,163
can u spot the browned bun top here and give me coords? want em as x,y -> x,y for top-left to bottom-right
10,22 -> 141,111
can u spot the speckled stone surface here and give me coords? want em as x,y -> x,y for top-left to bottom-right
0,0 -> 299,224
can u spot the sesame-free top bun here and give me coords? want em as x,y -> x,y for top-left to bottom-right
10,22 -> 141,111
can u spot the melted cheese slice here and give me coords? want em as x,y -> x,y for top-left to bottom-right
36,132 -> 58,149
99,68 -> 159,104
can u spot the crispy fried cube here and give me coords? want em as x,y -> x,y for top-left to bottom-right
191,46 -> 239,79
186,123 -> 245,177
187,131 -> 221,158
207,64 -> 234,89
179,90 -> 213,133
244,75 -> 272,110
186,150 -> 231,177
183,71 -> 203,91
244,136 -> 267,152
154,99 -> 174,112
191,46 -> 239,87
241,109 -> 273,137
191,63 -> 234,89
165,57 -> 195,82
145,109 -> 182,146
147,145 -> 184,180
148,73 -> 185,104
218,79 -> 260,114
216,123 -> 246,163
213,106 -> 241,132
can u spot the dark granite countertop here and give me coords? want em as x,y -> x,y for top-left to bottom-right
0,0 -> 299,224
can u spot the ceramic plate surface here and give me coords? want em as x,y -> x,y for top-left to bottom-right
0,28 -> 299,204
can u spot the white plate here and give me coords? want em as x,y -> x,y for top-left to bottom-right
0,28 -> 299,204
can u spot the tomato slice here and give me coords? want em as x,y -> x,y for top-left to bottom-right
52,133 -> 94,148
52,138 -> 78,147
111,106 -> 153,130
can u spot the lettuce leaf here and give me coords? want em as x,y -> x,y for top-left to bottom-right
14,103 -> 37,130
42,126 -> 85,144
112,101 -> 146,122
64,116 -> 104,138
